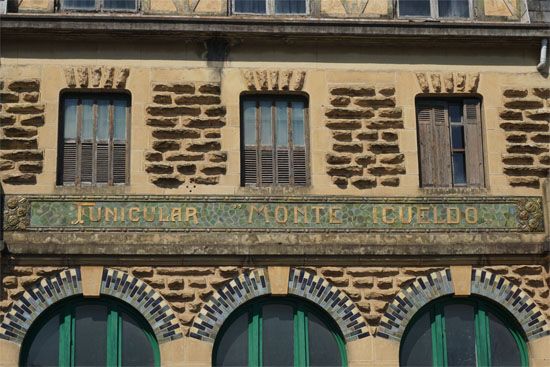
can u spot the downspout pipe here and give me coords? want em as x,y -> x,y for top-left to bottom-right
536,38 -> 548,72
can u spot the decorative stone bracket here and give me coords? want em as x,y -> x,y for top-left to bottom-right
415,72 -> 480,93
63,66 -> 130,89
241,70 -> 306,91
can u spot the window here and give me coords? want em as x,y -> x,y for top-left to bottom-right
416,98 -> 484,188
241,95 -> 308,186
21,297 -> 160,367
233,0 -> 307,14
400,297 -> 528,367
213,297 -> 347,366
61,0 -> 138,11
58,93 -> 130,186
398,0 -> 470,18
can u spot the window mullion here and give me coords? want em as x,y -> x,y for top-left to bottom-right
108,99 -> 114,185
271,101 -> 277,184
255,100 -> 261,186
248,304 -> 262,367
106,308 -> 120,367
474,305 -> 491,367
76,100 -> 83,186
294,307 -> 308,367
92,100 -> 98,185
288,101 -> 294,185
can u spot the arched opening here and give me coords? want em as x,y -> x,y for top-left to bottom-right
213,296 -> 348,367
20,296 -> 160,367
399,295 -> 528,367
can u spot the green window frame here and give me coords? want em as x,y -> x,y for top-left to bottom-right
20,296 -> 160,367
400,296 -> 528,367
213,297 -> 348,367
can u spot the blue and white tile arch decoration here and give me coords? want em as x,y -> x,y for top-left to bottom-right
377,268 -> 550,342
0,268 -> 183,345
189,268 -> 370,343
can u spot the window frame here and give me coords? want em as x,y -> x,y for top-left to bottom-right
60,0 -> 139,12
57,91 -> 132,187
20,296 -> 160,367
399,296 -> 529,367
231,0 -> 309,15
240,93 -> 310,187
397,0 -> 473,20
213,297 -> 348,367
415,96 -> 485,188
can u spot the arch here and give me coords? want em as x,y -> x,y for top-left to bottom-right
0,268 -> 182,345
377,268 -> 549,342
189,268 -> 370,343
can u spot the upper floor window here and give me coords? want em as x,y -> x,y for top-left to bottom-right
416,98 -> 484,188
241,95 -> 308,187
58,93 -> 130,186
233,0 -> 307,14
399,0 -> 470,18
61,0 -> 138,12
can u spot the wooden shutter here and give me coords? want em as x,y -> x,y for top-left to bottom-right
243,147 -> 258,185
260,149 -> 274,185
96,143 -> 109,184
80,142 -> 93,183
276,148 -> 290,184
113,143 -> 127,184
433,103 -> 452,187
417,104 -> 437,187
62,142 -> 77,184
292,148 -> 307,185
463,99 -> 485,187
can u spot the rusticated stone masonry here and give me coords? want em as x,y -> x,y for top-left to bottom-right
145,82 -> 227,188
325,85 -> 405,189
500,87 -> 549,188
0,79 -> 44,185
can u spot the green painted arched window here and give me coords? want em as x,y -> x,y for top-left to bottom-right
213,297 -> 348,367
20,296 -> 160,367
400,296 -> 528,367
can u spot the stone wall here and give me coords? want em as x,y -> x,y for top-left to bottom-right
325,85 -> 405,189
500,87 -> 549,189
145,82 -> 227,188
0,79 -> 44,185
2,264 -> 548,336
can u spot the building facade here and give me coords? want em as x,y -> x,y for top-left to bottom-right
0,0 -> 549,366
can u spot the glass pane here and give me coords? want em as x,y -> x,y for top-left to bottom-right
489,312 -> 522,367
451,126 -> 464,149
24,312 -> 60,367
81,99 -> 94,141
308,312 -> 343,367
448,103 -> 462,123
113,99 -> 127,141
452,153 -> 466,184
104,0 -> 136,10
400,311 -> 433,367
399,0 -> 431,16
63,0 -> 96,9
243,100 -> 257,145
444,304 -> 476,367
275,0 -> 306,13
74,304 -> 108,366
234,0 -> 266,13
97,99 -> 109,141
276,101 -> 288,147
214,312 -> 248,366
439,0 -> 469,18
260,100 -> 272,146
64,98 -> 78,139
262,304 -> 294,366
292,101 -> 305,146
121,310 -> 156,366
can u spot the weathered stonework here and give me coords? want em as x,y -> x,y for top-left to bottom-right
500,87 -> 550,188
241,70 -> 306,91
63,66 -> 130,89
145,82 -> 227,188
325,85 -> 405,189
0,79 -> 44,185
415,72 -> 480,93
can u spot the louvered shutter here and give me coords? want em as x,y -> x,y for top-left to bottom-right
433,102 -> 452,187
96,143 -> 109,184
417,104 -> 437,187
276,148 -> 290,184
463,99 -> 485,187
243,147 -> 258,185
113,143 -> 127,184
292,148 -> 307,185
62,142 -> 77,184
80,142 -> 93,183
260,149 -> 274,185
